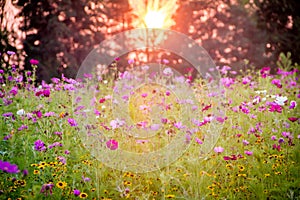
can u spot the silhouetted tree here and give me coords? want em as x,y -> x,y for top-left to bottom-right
16,0 -> 107,81
254,0 -> 300,65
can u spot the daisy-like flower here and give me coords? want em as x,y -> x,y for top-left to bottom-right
79,192 -> 88,199
68,118 -> 78,127
16,109 -> 25,116
214,146 -> 224,153
0,160 -> 20,173
244,150 -> 253,156
289,100 -> 297,109
56,181 -> 67,189
106,139 -> 118,150
274,96 -> 288,106
163,67 -> 173,76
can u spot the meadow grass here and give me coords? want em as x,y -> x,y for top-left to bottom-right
0,56 -> 299,200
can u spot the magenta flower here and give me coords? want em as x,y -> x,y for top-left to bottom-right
271,135 -> 277,140
288,117 -> 298,122
174,121 -> 185,129
99,98 -> 106,103
214,146 -> 224,153
34,140 -> 46,151
195,137 -> 203,144
68,118 -> 78,127
289,100 -> 297,109
242,140 -> 249,145
221,77 -> 235,87
73,189 -> 81,196
9,86 -> 18,96
282,132 -> 291,138
260,67 -> 270,78
242,76 -> 251,84
29,59 -> 39,65
271,79 -> 282,88
128,59 -> 135,64
0,160 -> 20,174
244,150 -> 253,156
269,103 -> 282,113
141,93 -> 148,98
106,139 -> 118,150
273,144 -> 281,151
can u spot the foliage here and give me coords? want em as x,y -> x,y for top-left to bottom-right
253,0 -> 300,65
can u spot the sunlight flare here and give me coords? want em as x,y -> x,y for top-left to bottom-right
129,0 -> 178,28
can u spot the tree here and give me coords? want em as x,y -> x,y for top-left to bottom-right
15,0 -> 108,81
0,0 -> 20,71
253,0 -> 300,65
172,0 -> 270,70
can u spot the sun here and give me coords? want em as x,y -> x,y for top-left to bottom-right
144,10 -> 166,28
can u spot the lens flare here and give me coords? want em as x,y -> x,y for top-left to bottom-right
144,11 -> 165,28
129,0 -> 178,28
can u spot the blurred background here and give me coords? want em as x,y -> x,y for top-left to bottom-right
1,0 -> 299,82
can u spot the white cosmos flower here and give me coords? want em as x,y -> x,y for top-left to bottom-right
163,67 -> 173,76
275,96 -> 288,106
17,109 -> 25,116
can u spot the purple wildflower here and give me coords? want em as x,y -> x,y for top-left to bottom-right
34,140 -> 46,151
18,124 -> 28,131
278,138 -> 285,144
9,86 -> 18,96
7,51 -> 15,55
82,176 -> 91,182
68,118 -> 78,126
289,100 -> 297,109
74,189 -> 81,196
0,160 -> 20,173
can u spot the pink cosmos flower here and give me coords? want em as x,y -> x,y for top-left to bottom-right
214,146 -> 224,153
128,59 -> 134,64
195,137 -> 203,144
30,59 -> 39,65
268,103 -> 282,113
271,79 -> 282,88
174,121 -> 185,129
243,140 -> 249,145
244,150 -> 253,156
271,135 -> 277,140
260,67 -> 270,78
106,139 -> 118,150
68,118 -> 78,127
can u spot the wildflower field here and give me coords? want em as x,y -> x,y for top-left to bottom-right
0,51 -> 299,200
